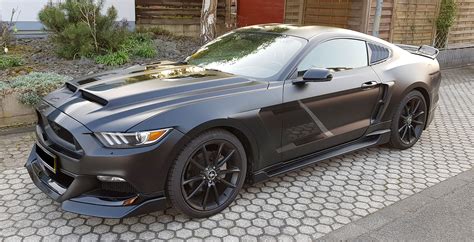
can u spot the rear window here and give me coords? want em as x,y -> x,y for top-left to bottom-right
368,43 -> 390,64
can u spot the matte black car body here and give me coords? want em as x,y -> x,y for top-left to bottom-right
26,24 -> 441,218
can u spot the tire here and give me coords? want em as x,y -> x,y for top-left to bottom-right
388,90 -> 427,149
167,129 -> 247,218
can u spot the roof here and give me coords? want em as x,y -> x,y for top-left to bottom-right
234,23 -> 396,49
234,23 -> 359,39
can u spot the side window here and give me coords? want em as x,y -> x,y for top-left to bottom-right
297,39 -> 368,75
368,43 -> 390,64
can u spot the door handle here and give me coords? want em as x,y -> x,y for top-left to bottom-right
361,81 -> 379,89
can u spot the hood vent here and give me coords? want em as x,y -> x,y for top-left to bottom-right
65,82 -> 78,92
81,90 -> 108,106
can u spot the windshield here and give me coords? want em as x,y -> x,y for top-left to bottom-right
186,32 -> 307,79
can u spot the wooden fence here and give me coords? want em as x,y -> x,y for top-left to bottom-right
448,0 -> 474,47
367,0 -> 395,41
135,0 -> 232,37
390,0 -> 440,45
285,0 -> 304,24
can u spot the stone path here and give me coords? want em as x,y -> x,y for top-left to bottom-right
0,67 -> 473,241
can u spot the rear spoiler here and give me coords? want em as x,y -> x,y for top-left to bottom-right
396,44 -> 439,59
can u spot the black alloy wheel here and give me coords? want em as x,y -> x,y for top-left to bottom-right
168,129 -> 247,218
389,90 -> 427,149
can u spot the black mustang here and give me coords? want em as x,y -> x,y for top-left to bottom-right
26,24 -> 441,218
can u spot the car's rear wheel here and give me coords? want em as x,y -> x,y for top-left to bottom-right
168,129 -> 247,218
388,90 -> 427,149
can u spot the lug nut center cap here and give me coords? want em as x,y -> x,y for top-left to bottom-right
206,169 -> 217,180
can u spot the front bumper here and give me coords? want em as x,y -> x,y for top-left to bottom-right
26,152 -> 168,218
25,102 -> 186,218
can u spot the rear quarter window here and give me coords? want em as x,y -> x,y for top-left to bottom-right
368,43 -> 391,65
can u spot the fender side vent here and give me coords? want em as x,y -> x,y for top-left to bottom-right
81,90 -> 108,106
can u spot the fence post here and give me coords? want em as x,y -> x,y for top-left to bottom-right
372,0 -> 384,37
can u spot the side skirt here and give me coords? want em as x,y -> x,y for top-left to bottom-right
250,132 -> 390,184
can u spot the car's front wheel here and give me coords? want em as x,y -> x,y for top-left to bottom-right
388,90 -> 427,149
167,129 -> 247,218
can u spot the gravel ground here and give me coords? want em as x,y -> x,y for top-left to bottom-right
0,67 -> 473,240
0,35 -> 200,80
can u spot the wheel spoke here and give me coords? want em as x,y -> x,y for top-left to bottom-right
410,125 -> 417,138
413,111 -> 425,119
216,149 -> 236,168
212,183 -> 220,205
404,105 -> 410,115
412,120 -> 424,125
190,159 -> 205,171
407,125 -> 412,142
183,176 -> 204,185
412,99 -> 421,115
215,142 -> 225,166
201,145 -> 211,166
398,124 -> 408,133
202,185 -> 210,209
219,167 -> 241,175
186,180 -> 205,200
400,125 -> 408,141
217,177 -> 237,188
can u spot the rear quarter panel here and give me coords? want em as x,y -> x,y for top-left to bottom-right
370,46 -> 441,124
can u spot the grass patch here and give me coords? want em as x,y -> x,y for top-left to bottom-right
121,33 -> 157,58
96,32 -> 157,66
0,55 -> 23,70
95,51 -> 130,66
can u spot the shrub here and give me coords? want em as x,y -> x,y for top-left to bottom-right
1,8 -> 19,52
95,51 -> 129,66
0,81 -> 9,91
3,72 -> 72,106
0,55 -> 23,69
435,0 -> 457,48
38,0 -> 129,59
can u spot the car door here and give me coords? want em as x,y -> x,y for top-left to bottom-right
279,38 -> 382,161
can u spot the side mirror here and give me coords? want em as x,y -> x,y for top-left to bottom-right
293,68 -> 333,84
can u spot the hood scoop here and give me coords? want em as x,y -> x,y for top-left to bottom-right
80,90 -> 108,106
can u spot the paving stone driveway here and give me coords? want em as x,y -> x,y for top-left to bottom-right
0,67 -> 473,241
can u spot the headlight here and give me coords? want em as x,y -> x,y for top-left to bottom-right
94,128 -> 172,148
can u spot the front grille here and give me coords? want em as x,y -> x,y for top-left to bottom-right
36,145 -> 55,171
82,181 -> 139,200
44,168 -> 74,188
48,120 -> 75,145
101,181 -> 138,194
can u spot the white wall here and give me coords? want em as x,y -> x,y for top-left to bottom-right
0,0 -> 135,22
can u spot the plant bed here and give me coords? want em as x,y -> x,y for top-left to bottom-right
0,92 -> 36,128
0,0 -> 201,131
1,35 -> 200,80
0,72 -> 71,128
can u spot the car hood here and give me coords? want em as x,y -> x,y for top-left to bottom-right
43,61 -> 267,132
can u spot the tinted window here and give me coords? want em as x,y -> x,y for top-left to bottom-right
186,32 -> 306,79
368,43 -> 390,64
297,39 -> 368,73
